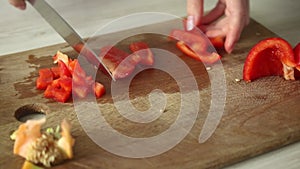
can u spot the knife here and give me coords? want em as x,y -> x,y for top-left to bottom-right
28,0 -> 115,80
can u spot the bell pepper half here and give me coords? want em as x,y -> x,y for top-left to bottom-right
243,37 -> 297,82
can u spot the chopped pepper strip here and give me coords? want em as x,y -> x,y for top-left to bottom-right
170,29 -> 208,54
129,42 -> 153,66
93,82 -> 106,98
176,41 -> 221,64
99,46 -> 137,79
209,36 -> 225,49
36,68 -> 53,90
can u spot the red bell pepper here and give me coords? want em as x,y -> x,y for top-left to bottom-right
58,60 -> 72,78
50,67 -> 60,79
36,68 -> 53,90
53,51 -> 69,65
176,41 -> 221,64
44,84 -> 71,103
44,77 -> 72,103
209,36 -> 225,49
170,29 -> 208,55
129,42 -> 153,66
72,84 -> 89,99
93,82 -> 105,98
99,46 -> 137,79
72,69 -> 93,99
58,76 -> 72,93
169,29 -> 221,64
37,51 -> 106,102
182,18 -> 225,49
73,43 -> 100,66
243,37 -> 296,82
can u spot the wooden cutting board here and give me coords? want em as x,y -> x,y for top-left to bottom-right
0,19 -> 299,169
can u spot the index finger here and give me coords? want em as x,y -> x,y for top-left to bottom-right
187,0 -> 204,26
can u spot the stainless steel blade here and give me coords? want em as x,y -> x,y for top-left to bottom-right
29,0 -> 115,80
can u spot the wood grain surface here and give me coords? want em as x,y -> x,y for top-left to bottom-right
0,19 -> 299,169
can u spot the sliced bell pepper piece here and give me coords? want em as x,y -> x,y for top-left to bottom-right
93,82 -> 106,98
181,18 -> 225,49
209,36 -> 225,49
170,29 -> 208,54
72,75 -> 94,99
243,37 -> 296,82
52,88 -> 71,103
72,84 -> 89,99
176,41 -> 221,64
53,51 -> 69,65
58,76 -> 72,93
58,60 -> 72,78
50,67 -> 60,79
36,68 -> 53,90
67,59 -> 77,75
129,42 -> 153,65
73,43 -> 101,66
44,83 -> 71,103
99,46 -> 136,79
44,77 -> 72,103
72,63 -> 88,87
170,29 -> 222,64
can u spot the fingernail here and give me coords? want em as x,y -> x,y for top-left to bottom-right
187,15 -> 194,31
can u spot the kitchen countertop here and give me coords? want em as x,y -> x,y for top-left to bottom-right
0,0 -> 299,168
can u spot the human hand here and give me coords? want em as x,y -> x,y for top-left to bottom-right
9,0 -> 26,10
187,0 -> 250,53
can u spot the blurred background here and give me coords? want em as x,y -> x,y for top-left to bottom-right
0,0 -> 299,56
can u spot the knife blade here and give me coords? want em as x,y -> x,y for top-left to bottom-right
28,0 -> 115,80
